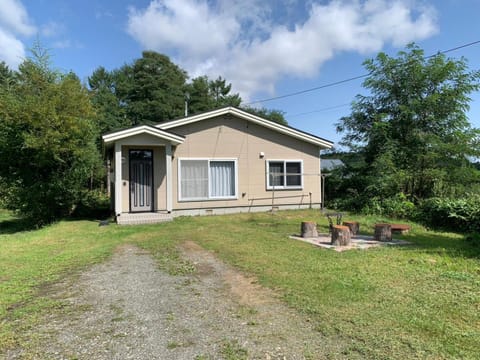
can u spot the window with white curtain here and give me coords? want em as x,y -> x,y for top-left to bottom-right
179,159 -> 237,200
267,160 -> 303,190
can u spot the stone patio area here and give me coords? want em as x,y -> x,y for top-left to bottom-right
290,233 -> 410,252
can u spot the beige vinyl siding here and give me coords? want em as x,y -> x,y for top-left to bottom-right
171,115 -> 321,210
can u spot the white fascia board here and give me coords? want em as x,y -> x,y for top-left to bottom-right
158,107 -> 333,149
158,107 -> 233,130
102,125 -> 184,145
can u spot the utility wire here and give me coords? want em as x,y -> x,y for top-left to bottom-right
288,103 -> 351,118
245,39 -> 480,106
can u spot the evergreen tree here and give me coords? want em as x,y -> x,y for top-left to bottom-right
0,49 -> 100,225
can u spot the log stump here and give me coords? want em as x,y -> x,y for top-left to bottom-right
374,223 -> 392,242
301,221 -> 318,238
331,225 -> 351,246
342,221 -> 360,235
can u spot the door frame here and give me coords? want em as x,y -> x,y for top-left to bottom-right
129,149 -> 154,213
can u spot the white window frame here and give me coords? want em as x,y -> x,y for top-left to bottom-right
266,159 -> 303,190
178,158 -> 238,201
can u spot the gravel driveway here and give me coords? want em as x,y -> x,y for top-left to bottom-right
8,242 -> 329,359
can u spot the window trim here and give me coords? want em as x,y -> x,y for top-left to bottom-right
266,159 -> 303,190
178,158 -> 238,201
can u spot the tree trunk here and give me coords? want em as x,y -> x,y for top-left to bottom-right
374,223 -> 392,242
342,221 -> 359,235
301,221 -> 318,238
331,225 -> 351,246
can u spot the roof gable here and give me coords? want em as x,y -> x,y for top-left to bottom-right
102,124 -> 185,145
158,107 -> 333,149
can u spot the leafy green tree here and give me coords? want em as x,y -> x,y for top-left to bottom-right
0,50 -> 100,225
337,44 -> 480,201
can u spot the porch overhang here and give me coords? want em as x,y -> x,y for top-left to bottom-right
102,124 -> 185,146
102,125 -> 183,219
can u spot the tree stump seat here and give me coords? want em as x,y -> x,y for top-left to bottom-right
390,224 -> 411,234
301,221 -> 318,238
374,223 -> 392,242
331,225 -> 351,246
342,221 -> 360,235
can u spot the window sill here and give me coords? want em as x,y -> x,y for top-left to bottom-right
179,196 -> 238,202
266,187 -> 303,191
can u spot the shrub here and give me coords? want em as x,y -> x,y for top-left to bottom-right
71,190 -> 111,219
418,196 -> 480,233
359,193 -> 416,219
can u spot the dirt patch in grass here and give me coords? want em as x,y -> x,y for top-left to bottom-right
4,242 -> 340,359
181,240 -> 274,307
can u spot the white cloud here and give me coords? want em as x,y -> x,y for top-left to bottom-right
0,0 -> 36,68
0,0 -> 35,36
127,0 -> 438,100
127,0 -> 240,58
0,28 -> 26,67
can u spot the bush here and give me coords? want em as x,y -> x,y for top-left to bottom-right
355,193 -> 415,219
418,196 -> 480,233
71,190 -> 111,219
328,193 -> 416,219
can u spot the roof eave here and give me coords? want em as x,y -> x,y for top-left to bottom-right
102,125 -> 185,145
158,106 -> 333,149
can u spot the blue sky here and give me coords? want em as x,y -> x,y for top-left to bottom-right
1,0 -> 479,147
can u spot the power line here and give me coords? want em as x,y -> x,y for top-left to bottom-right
246,74 -> 368,105
245,39 -> 480,106
288,103 -> 351,118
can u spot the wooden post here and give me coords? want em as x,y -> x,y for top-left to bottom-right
374,224 -> 392,242
301,221 -> 318,238
342,221 -> 360,235
106,159 -> 111,197
331,225 -> 351,246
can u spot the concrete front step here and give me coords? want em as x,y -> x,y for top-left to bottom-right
116,212 -> 173,225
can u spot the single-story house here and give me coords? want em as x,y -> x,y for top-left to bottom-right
102,107 -> 333,224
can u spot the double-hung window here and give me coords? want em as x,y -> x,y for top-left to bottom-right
267,160 -> 303,190
179,159 -> 237,200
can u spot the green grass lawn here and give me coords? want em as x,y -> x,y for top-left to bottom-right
1,209 -> 479,359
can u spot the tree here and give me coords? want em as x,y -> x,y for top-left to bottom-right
208,76 -> 241,108
337,44 -> 480,200
126,51 -> 187,125
89,66 -> 129,134
0,49 -> 100,225
0,61 -> 15,89
241,106 -> 288,125
186,76 -> 241,115
186,76 -> 212,114
88,51 -> 286,130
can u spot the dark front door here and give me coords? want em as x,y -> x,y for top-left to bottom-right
129,149 -> 153,212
